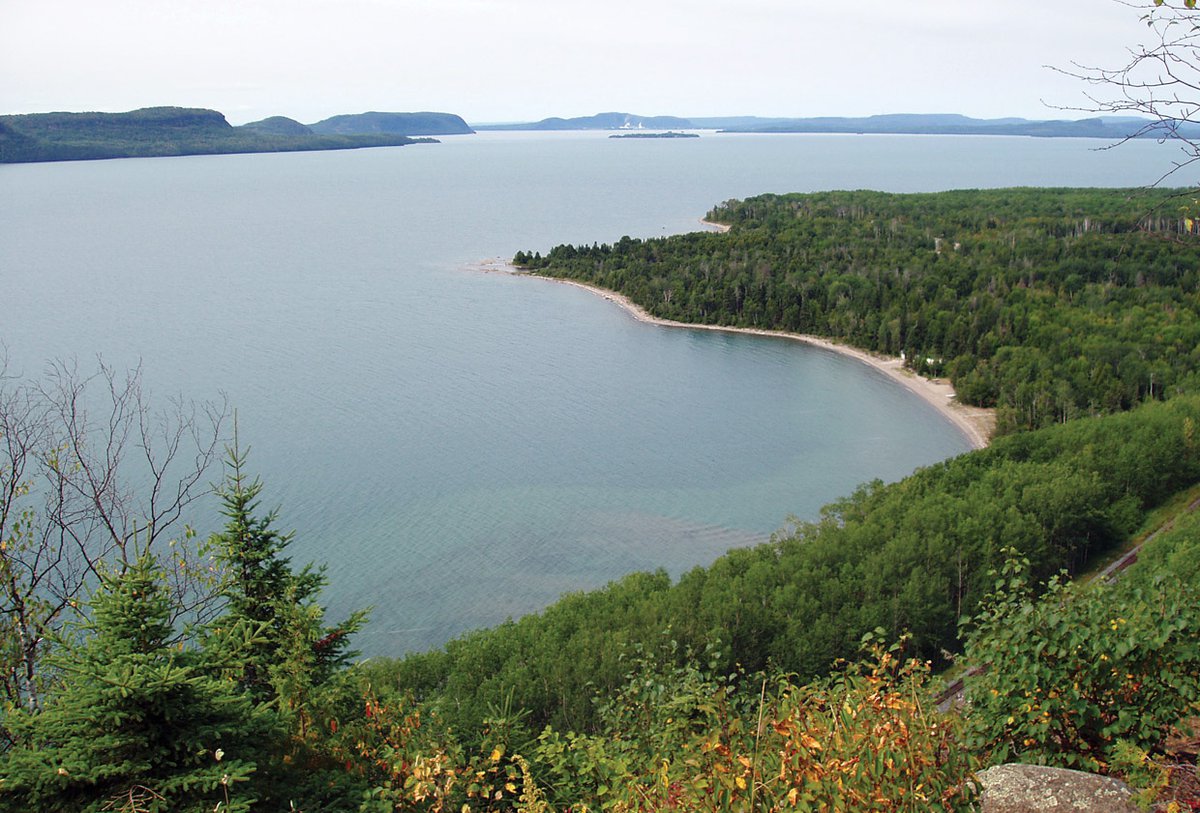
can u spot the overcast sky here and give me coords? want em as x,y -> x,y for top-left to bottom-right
0,0 -> 1150,126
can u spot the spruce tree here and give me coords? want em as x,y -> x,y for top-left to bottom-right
0,553 -> 270,813
205,441 -> 368,809
207,439 -> 367,701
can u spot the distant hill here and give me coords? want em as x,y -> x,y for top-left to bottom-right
471,111 -> 1200,140
714,112 -> 1200,139
475,112 -> 695,131
239,115 -> 313,136
0,107 -> 435,163
686,116 -> 795,129
307,111 -> 473,136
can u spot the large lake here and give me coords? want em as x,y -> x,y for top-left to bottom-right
1,131 -> 1177,653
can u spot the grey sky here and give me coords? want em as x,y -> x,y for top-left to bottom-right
1,0 -> 1145,125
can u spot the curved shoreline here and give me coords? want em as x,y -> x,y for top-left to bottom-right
699,218 -> 732,233
471,258 -> 994,450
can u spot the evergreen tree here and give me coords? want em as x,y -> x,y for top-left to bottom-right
208,440 -> 316,700
0,552 -> 270,813
207,438 -> 367,701
205,441 -> 369,809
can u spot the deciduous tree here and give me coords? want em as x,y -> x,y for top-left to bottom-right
0,358 -> 224,733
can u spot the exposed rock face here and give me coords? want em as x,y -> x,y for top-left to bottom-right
977,764 -> 1138,812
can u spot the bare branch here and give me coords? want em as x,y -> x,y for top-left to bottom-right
1050,1 -> 1200,189
0,356 -> 228,722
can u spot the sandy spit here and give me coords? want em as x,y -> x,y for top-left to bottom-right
471,258 -> 994,450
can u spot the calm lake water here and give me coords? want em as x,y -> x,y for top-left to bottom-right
1,131 -> 1179,653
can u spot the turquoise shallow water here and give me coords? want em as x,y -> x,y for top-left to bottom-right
0,131 -> 1177,653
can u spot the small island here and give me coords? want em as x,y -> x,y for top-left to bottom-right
608,131 -> 700,139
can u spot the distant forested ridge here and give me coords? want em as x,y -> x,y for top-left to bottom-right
471,111 -> 1197,139
0,106 -> 437,163
516,188 -> 1200,434
307,110 -> 473,136
238,115 -> 313,136
475,111 -> 695,130
712,112 -> 1200,139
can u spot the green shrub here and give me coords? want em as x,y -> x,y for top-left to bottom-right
961,553 -> 1200,772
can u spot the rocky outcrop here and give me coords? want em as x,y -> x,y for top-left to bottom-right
977,764 -> 1138,812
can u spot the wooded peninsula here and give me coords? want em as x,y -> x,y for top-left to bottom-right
516,188 -> 1200,435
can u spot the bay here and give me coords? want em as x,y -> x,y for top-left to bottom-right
0,131 -> 1177,653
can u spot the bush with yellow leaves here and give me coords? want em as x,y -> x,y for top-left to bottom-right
532,637 -> 977,812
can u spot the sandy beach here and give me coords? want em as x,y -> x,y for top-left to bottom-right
471,258 -> 995,450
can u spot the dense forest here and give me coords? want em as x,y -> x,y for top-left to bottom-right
516,188 -> 1200,433
3,187 -> 1200,809
0,107 -> 435,163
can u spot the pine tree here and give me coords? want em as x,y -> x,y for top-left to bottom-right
0,552 -> 271,813
208,440 -> 313,700
205,441 -> 369,808
207,439 -> 367,701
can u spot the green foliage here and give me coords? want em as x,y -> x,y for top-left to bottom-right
0,553 -> 270,813
517,188 -> 1200,433
204,443 -> 369,809
0,359 -> 226,742
961,551 -> 1200,772
0,446 -> 376,811
1107,740 -> 1175,810
332,687 -> 550,812
339,692 -> 465,812
207,441 -> 360,698
1122,492 -> 1200,588
532,637 -> 751,808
